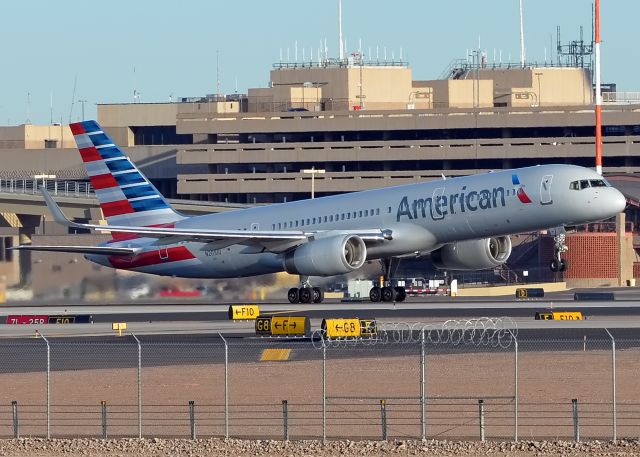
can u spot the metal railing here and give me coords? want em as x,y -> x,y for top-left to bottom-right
0,179 -> 93,198
0,329 -> 635,441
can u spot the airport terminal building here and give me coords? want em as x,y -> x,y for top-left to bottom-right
1,57 -> 640,296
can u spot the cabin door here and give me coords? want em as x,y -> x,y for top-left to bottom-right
540,175 -> 553,205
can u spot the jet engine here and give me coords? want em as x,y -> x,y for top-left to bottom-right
283,235 -> 367,276
431,236 -> 512,271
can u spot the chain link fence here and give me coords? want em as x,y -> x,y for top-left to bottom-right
0,327 -> 638,441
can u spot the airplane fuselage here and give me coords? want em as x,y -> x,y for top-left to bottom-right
87,164 -> 625,278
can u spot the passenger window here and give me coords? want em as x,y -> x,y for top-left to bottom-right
301,220 -> 304,226
272,224 -> 276,230
341,214 -> 345,220
312,217 -> 316,224
358,211 -> 362,217
365,210 -> 369,217
569,181 -> 579,190
371,208 -> 375,215
295,221 -> 299,227
347,213 -> 351,220
329,215 -> 333,222
580,180 -> 590,189
376,209 -> 380,215
307,218 -> 310,225
352,211 -> 356,218
388,207 -> 392,213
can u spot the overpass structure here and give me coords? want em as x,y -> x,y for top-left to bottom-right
0,180 -> 250,289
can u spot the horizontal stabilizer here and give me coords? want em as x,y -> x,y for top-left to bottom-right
11,245 -> 140,256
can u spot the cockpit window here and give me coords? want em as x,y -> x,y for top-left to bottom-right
570,179 -> 608,190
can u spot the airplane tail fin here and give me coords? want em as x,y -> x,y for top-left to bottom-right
69,120 -> 184,229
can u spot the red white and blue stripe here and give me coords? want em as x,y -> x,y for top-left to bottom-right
70,120 -> 184,228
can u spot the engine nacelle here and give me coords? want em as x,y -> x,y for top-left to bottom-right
431,236 -> 512,271
283,235 -> 367,276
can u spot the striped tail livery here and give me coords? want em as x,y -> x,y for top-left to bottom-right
69,120 -> 183,228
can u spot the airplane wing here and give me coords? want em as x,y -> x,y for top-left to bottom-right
34,189 -> 391,252
10,245 -> 141,256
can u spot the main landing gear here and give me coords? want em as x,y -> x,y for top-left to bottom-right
549,231 -> 569,272
369,258 -> 407,303
288,277 -> 324,304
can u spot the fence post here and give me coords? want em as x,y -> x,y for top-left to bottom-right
101,401 -> 107,439
131,334 -> 142,439
282,400 -> 289,441
219,333 -> 229,439
420,328 -> 426,441
604,329 -> 617,442
478,399 -> 485,442
39,333 -> 51,440
380,400 -> 387,441
322,344 -> 326,443
572,399 -> 580,442
510,330 -> 518,442
189,401 -> 196,440
12,401 -> 19,438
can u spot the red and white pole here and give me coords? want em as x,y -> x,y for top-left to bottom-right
594,0 -> 603,175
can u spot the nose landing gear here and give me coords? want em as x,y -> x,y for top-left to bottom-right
549,232 -> 569,272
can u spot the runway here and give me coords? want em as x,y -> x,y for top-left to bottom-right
2,287 -> 640,338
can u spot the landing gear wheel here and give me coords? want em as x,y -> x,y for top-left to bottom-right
381,286 -> 397,302
299,287 -> 313,304
394,287 -> 407,302
369,286 -> 382,303
287,287 -> 300,304
312,287 -> 324,303
559,259 -> 568,272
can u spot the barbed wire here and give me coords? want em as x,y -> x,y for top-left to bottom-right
312,317 -> 517,350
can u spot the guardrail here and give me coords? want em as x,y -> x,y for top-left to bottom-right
0,179 -> 93,198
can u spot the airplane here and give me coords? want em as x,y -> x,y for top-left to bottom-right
15,120 -> 626,303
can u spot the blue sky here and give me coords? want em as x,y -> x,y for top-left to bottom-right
1,0 -> 636,125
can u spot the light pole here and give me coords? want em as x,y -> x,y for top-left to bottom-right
303,81 -> 313,110
302,167 -> 325,199
535,72 -> 543,106
78,99 -> 87,120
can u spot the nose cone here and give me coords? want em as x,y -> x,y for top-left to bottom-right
611,189 -> 627,214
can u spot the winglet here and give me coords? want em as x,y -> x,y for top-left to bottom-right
40,188 -> 85,229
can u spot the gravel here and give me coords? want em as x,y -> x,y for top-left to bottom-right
1,438 -> 639,457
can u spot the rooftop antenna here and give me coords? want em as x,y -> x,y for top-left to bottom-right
50,92 -> 53,125
26,92 -> 31,124
338,0 -> 344,60
216,50 -> 221,97
68,73 -> 77,123
594,0 -> 602,175
519,0 -> 526,67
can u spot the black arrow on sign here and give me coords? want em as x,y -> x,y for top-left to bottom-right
275,322 -> 282,329
290,321 -> 297,329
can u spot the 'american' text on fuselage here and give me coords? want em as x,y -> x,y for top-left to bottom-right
396,186 -> 507,222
